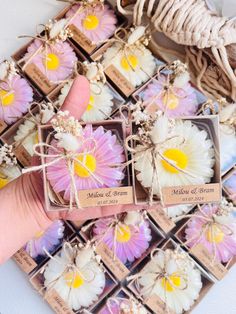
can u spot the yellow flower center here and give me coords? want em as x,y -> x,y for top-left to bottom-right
116,225 -> 131,243
34,230 -> 44,239
161,148 -> 188,174
206,224 -> 225,244
120,55 -> 139,71
0,174 -> 9,189
0,89 -> 15,106
83,15 -> 99,30
45,53 -> 60,71
161,275 -> 181,292
64,271 -> 84,289
162,93 -> 179,110
86,95 -> 95,111
34,131 -> 39,144
74,154 -> 97,178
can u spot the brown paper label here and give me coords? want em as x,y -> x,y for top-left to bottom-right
191,244 -> 227,280
13,248 -> 37,274
148,208 -> 176,233
69,24 -> 97,54
14,145 -> 32,167
145,294 -> 175,314
105,65 -> 135,97
162,183 -> 221,206
96,242 -> 129,281
25,63 -> 55,95
0,120 -> 7,133
45,289 -> 74,314
78,186 -> 133,207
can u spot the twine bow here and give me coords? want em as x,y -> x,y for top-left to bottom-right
42,242 -> 96,298
125,126 -> 198,206
174,203 -> 235,265
127,248 -> 188,314
22,133 -> 104,210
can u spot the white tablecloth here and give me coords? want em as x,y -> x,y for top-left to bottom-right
0,0 -> 235,313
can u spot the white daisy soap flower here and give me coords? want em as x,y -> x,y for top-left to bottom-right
0,60 -> 17,81
133,248 -> 202,314
44,242 -> 105,311
0,144 -> 17,167
52,111 -> 82,152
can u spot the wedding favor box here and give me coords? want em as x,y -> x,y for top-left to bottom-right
29,236 -> 118,314
53,1 -> 128,56
131,115 -> 222,207
127,239 -> 215,314
80,216 -> 165,281
38,119 -> 134,211
223,169 -> 236,205
13,221 -> 75,275
173,206 -> 236,281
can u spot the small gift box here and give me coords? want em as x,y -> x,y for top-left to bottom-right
79,211 -> 165,281
0,102 -> 56,167
91,26 -> 162,98
12,20 -> 78,95
13,220 -> 75,275
128,107 -> 221,206
54,0 -> 128,56
132,61 -> 207,118
47,60 -> 125,122
29,237 -> 118,314
0,143 -> 21,190
223,169 -> 236,205
127,238 -> 215,314
0,60 -> 42,134
97,287 -> 151,313
147,203 -> 195,234
173,199 -> 236,281
25,112 -> 133,211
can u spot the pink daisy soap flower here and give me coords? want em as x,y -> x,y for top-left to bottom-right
46,124 -> 125,202
66,3 -> 117,44
93,211 -> 152,264
24,220 -> 65,259
142,74 -> 199,118
24,39 -> 77,83
0,61 -> 33,124
185,199 -> 236,263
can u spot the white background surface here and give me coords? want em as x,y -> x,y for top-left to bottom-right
0,0 -> 236,313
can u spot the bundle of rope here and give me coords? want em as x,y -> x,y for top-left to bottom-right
117,0 -> 236,101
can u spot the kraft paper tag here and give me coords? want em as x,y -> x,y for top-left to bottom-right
162,183 -> 221,206
96,242 -> 129,281
105,65 -> 135,97
148,208 -> 176,233
13,248 -> 37,274
45,289 -> 74,314
78,186 -> 133,207
14,145 -> 32,167
191,244 -> 227,280
25,63 -> 55,95
69,24 -> 96,54
145,294 -> 175,314
0,120 -> 7,133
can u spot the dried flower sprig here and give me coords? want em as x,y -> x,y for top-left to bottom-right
0,144 -> 17,167
0,60 -> 18,82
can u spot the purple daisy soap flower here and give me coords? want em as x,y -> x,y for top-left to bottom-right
93,211 -> 152,264
185,203 -> 236,263
24,39 -> 77,83
25,220 -> 65,259
142,74 -> 198,117
66,4 -> 117,44
0,75 -> 33,124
